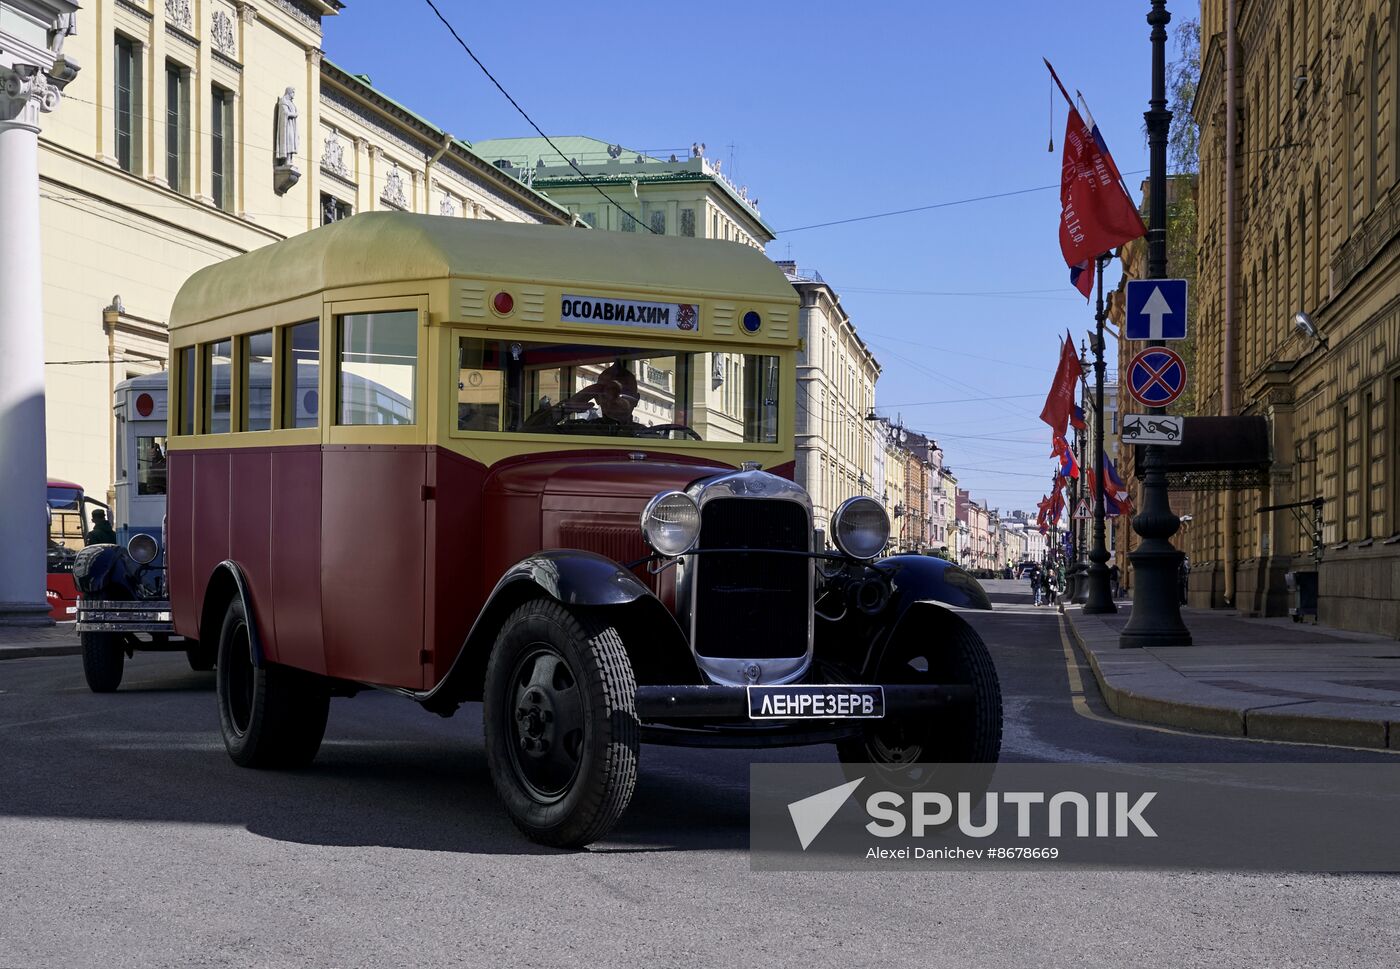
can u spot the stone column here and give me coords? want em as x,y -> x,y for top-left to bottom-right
0,4 -> 75,624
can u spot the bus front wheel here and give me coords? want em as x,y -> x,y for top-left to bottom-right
81,632 -> 125,693
215,597 -> 329,769
483,600 -> 639,848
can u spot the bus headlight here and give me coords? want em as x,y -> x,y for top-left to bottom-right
640,491 -> 700,558
831,496 -> 890,560
127,533 -> 159,565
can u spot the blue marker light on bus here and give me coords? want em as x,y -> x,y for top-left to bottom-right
743,311 -> 762,333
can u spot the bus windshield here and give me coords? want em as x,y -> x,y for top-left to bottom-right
456,337 -> 780,444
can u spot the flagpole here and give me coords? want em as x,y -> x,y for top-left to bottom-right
1084,253 -> 1117,614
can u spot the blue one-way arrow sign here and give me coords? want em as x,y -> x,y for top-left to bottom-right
1125,278 -> 1188,340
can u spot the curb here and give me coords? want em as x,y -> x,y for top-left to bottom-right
1064,612 -> 1394,751
0,645 -> 81,661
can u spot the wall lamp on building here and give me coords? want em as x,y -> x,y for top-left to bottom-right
1294,311 -> 1329,350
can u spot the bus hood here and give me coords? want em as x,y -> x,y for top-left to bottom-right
485,451 -> 735,503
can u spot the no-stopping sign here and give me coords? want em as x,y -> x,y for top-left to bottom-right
1126,347 -> 1186,408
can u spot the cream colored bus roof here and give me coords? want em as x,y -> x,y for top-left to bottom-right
170,212 -> 797,328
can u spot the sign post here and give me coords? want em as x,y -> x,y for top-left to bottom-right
1121,0 -> 1193,648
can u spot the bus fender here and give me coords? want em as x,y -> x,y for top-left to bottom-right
419,550 -> 686,716
876,555 -> 992,613
497,549 -> 653,607
199,560 -> 265,667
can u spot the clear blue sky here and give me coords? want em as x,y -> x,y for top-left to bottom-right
324,0 -> 1200,512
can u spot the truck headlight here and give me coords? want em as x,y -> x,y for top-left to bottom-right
127,533 -> 159,565
831,496 -> 890,560
640,491 -> 701,558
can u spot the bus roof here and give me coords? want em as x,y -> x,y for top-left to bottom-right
171,213 -> 797,328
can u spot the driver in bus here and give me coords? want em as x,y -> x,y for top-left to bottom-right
525,361 -> 641,433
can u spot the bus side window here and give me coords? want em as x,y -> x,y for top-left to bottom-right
282,320 -> 319,429
337,311 -> 416,426
244,329 -> 273,431
203,339 -> 232,433
177,345 -> 195,435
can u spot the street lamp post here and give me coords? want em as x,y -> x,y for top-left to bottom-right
1070,340 -> 1091,604
1084,255 -> 1117,614
1120,0 -> 1192,646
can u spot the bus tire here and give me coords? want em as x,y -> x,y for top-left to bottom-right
838,610 -> 1002,773
215,597 -> 329,769
81,632 -> 124,693
483,600 -> 639,848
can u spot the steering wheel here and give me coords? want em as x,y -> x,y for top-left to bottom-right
635,423 -> 702,441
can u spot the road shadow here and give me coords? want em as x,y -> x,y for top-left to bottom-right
1,660 -> 765,856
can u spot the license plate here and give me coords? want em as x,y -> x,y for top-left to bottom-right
747,685 -> 885,720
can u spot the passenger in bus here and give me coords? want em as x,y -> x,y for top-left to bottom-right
86,510 -> 116,546
524,361 -> 641,434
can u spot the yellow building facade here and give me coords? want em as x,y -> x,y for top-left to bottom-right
783,266 -> 881,529
1192,0 -> 1400,632
38,0 -> 571,506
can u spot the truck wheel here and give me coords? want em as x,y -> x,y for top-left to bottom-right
484,600 -> 639,848
215,597 -> 329,769
838,609 -> 1003,771
186,645 -> 216,672
81,632 -> 125,693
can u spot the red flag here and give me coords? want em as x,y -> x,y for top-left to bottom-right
1046,61 -> 1147,297
1039,330 -> 1083,437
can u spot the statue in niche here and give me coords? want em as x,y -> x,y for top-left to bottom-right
274,88 -> 299,164
273,87 -> 301,195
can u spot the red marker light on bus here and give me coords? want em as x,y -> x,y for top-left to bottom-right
493,292 -> 514,315
136,393 -> 154,417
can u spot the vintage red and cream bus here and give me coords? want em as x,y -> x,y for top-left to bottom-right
82,213 -> 1001,846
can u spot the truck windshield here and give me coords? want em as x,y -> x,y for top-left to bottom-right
457,337 -> 780,444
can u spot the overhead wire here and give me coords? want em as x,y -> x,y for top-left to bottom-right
776,169 -> 1149,233
419,0 -> 654,233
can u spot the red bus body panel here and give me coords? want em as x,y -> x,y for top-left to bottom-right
169,446 -> 781,691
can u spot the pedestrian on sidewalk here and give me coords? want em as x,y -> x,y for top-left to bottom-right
1109,563 -> 1121,598
1029,563 -> 1043,606
1179,555 -> 1191,605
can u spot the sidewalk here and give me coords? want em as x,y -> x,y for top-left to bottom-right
1066,604 -> 1400,750
0,623 -> 81,661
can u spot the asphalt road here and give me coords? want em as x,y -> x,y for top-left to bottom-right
2,587 -> 1396,968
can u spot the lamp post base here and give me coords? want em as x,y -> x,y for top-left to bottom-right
1119,545 -> 1193,647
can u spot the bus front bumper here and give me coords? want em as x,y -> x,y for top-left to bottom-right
76,599 -> 178,634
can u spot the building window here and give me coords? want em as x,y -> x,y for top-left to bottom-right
680,208 -> 695,237
165,63 -> 189,191
581,211 -> 597,228
282,320 -> 319,429
114,35 -> 141,173
337,311 -> 417,426
650,209 -> 666,234
203,339 -> 232,434
211,85 -> 234,211
620,211 -> 637,232
243,330 -> 273,431
321,192 -> 352,225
